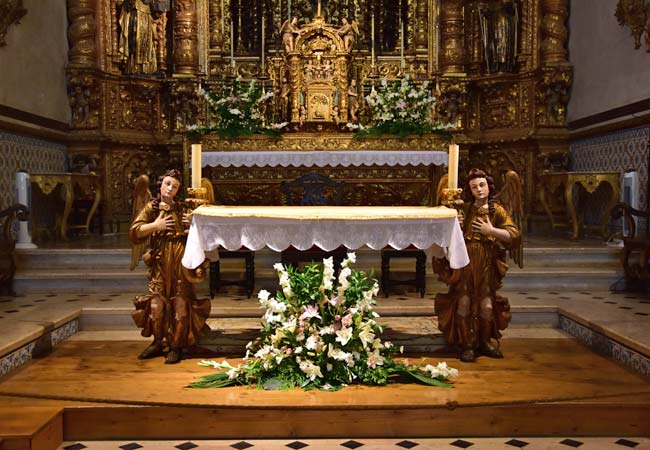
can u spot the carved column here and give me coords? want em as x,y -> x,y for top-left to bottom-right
67,0 -> 97,67
440,0 -> 465,74
540,0 -> 569,65
173,0 -> 200,75
415,0 -> 428,52
209,0 -> 224,52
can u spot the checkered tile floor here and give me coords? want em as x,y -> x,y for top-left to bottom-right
58,438 -> 650,450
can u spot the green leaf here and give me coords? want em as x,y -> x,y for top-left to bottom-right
403,370 -> 454,388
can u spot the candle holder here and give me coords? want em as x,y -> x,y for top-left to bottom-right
441,188 -> 464,219
185,187 -> 209,211
367,64 -> 379,79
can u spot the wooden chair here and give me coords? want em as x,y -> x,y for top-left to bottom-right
611,202 -> 650,292
280,173 -> 347,271
0,204 -> 29,295
203,178 -> 255,298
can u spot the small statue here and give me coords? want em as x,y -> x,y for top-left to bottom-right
130,169 -> 210,364
299,104 -> 307,126
338,17 -> 359,52
280,16 -> 301,52
330,105 -> 340,124
433,168 -> 522,362
347,79 -> 359,122
70,85 -> 90,125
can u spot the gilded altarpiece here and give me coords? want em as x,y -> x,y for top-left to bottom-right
65,0 -> 572,230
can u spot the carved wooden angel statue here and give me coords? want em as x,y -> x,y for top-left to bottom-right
130,169 -> 210,364
280,16 -> 300,52
338,18 -> 359,52
433,168 -> 521,363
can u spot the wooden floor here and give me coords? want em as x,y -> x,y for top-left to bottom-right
1,338 -> 649,441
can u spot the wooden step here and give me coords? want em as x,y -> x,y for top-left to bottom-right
0,407 -> 63,450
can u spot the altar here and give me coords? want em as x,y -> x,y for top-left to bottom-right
181,205 -> 469,270
184,134 -> 450,207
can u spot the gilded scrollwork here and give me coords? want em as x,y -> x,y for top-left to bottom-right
536,66 -> 572,126
168,81 -> 201,130
0,0 -> 27,47
68,71 -> 99,128
479,82 -> 518,129
615,0 -> 650,51
436,80 -> 468,128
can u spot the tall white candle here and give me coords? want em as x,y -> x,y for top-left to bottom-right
261,16 -> 265,73
400,19 -> 405,69
230,22 -> 235,68
288,0 -> 291,20
371,12 -> 375,67
191,144 -> 202,189
448,144 -> 459,190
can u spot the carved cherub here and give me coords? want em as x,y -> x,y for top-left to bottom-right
338,17 -> 359,52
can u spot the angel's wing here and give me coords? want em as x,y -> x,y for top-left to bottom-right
495,170 -> 524,268
201,177 -> 215,204
436,173 -> 449,206
351,20 -> 359,34
130,174 -> 152,271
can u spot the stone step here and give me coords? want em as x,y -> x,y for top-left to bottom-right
520,246 -> 620,268
14,246 -> 623,294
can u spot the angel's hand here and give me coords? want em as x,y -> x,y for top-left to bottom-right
471,217 -> 494,236
153,211 -> 174,231
182,212 -> 192,228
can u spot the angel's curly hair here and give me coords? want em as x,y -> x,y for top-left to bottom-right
462,168 -> 496,215
152,169 -> 183,213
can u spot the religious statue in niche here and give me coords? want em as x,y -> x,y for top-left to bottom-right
347,79 -> 359,122
478,0 -> 519,73
130,170 -> 210,364
117,0 -> 170,74
433,168 -> 523,362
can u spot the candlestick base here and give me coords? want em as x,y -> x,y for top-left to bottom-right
441,188 -> 464,218
367,66 -> 379,79
186,187 -> 209,211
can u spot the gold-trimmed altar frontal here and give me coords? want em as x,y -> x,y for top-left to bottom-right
193,205 -> 458,221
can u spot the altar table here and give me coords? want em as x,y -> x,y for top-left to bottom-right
539,172 -> 620,240
181,205 -> 469,270
30,173 -> 101,240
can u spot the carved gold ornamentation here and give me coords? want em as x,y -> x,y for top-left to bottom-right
68,70 -> 99,129
173,0 -> 199,75
440,0 -> 465,74
67,0 -> 95,67
64,0 -> 572,224
540,0 -> 569,65
536,66 -> 572,127
615,0 -> 650,51
169,81 -> 200,131
0,0 -> 27,47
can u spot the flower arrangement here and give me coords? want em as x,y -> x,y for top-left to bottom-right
188,79 -> 288,138
189,253 -> 458,391
348,76 -> 454,139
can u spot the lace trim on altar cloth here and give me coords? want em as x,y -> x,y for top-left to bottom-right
182,211 -> 468,271
201,150 -> 448,168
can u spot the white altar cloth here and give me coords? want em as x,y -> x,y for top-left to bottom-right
201,150 -> 448,168
182,205 -> 469,270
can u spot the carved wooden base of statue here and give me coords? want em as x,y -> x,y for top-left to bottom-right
433,171 -> 522,363
130,171 -> 211,364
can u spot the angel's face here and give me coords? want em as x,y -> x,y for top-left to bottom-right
469,177 -> 489,201
160,176 -> 180,203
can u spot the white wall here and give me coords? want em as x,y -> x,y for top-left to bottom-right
0,0 -> 70,123
568,0 -> 650,122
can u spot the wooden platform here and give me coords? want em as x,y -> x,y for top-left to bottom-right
0,338 -> 649,445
